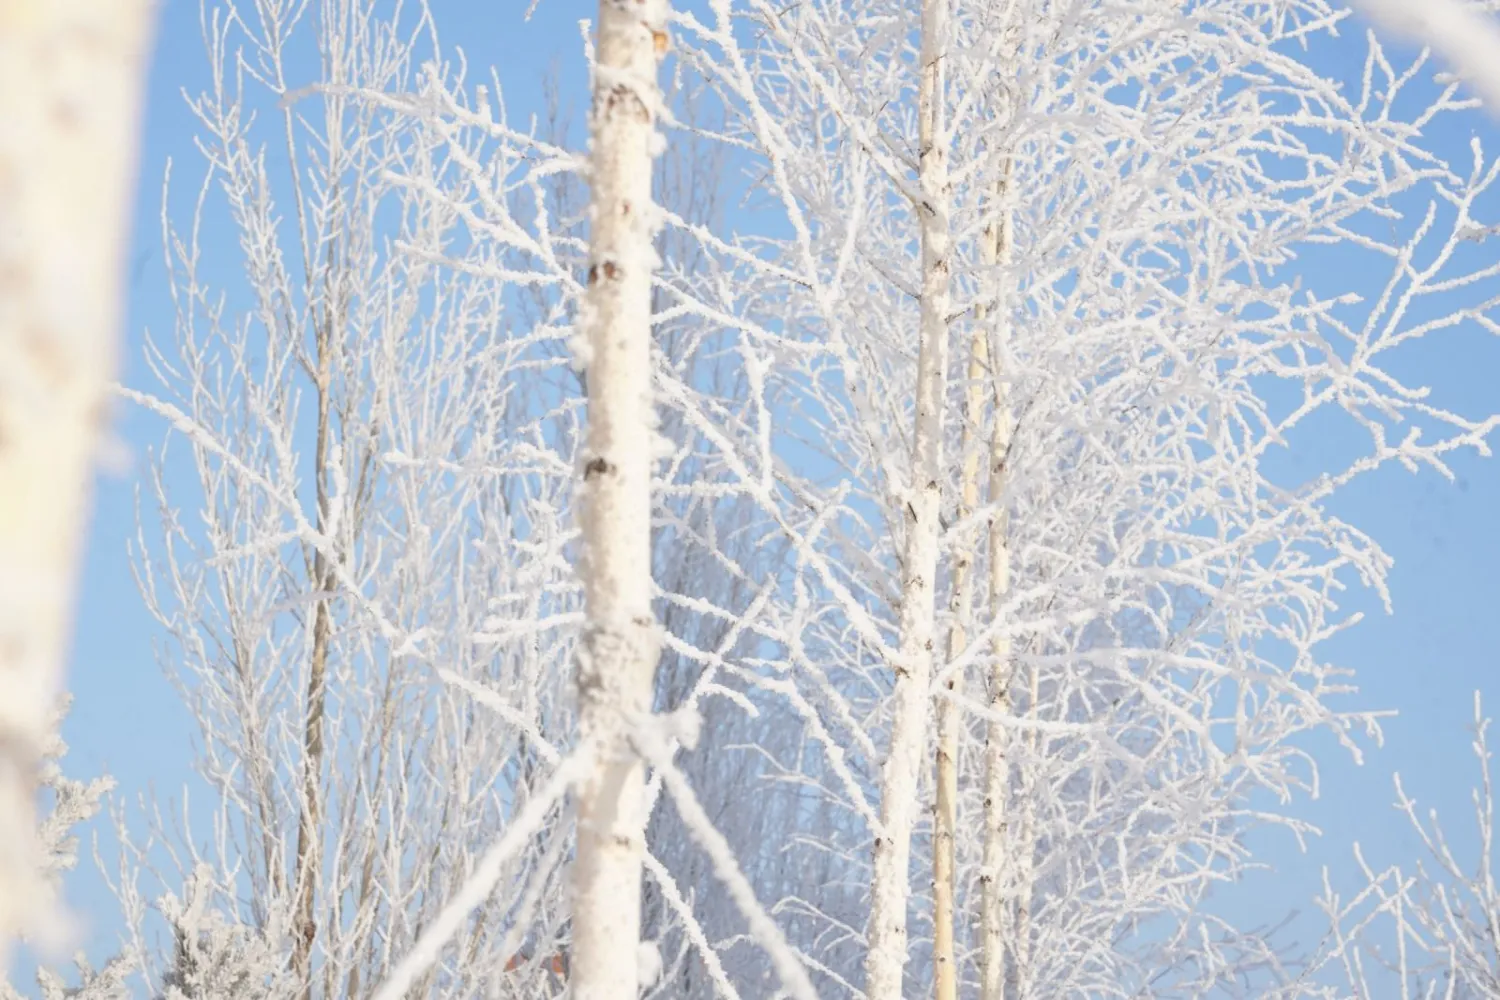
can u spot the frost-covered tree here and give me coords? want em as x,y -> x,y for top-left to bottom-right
568,0 -> 672,996
1287,694 -> 1500,999
865,0 -> 957,993
122,1 -> 818,997
154,868 -> 290,1000
664,0 -> 1500,995
121,2 -> 582,996
1,699 -> 129,1000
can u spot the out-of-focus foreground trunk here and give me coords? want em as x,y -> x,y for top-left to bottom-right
0,0 -> 155,967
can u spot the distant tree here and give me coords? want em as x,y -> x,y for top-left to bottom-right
1291,693 -> 1500,998
0,698 -> 129,1000
121,2 -> 579,996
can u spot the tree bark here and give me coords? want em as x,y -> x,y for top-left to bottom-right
933,214 -> 988,1000
1010,656 -> 1040,1000
865,0 -> 951,996
979,159 -> 1016,1000
569,2 -> 668,999
292,313 -> 336,999
0,0 -> 155,965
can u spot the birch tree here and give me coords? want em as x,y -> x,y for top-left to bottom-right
669,1 -> 1500,995
125,1 -> 822,996
865,0 -> 955,993
568,0 -> 671,996
0,0 -> 155,962
978,156 -> 1016,1000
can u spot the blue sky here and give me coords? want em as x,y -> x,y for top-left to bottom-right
43,0 -> 1500,984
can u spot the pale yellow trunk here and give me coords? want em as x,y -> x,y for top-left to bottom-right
0,0 -> 155,964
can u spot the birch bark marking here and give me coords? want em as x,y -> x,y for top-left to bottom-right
865,0 -> 951,996
571,2 -> 668,999
0,0 -> 155,963
980,159 -> 1016,1000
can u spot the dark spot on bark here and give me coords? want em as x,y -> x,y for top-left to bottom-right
587,264 -> 599,286
52,100 -> 81,129
584,457 -> 615,479
603,261 -> 621,280
25,333 -> 69,389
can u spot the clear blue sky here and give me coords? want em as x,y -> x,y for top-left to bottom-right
48,0 -> 1500,982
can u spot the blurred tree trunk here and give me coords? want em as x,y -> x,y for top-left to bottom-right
0,0 -> 155,966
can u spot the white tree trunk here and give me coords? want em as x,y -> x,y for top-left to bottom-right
866,0 -> 951,996
570,2 -> 668,999
934,232 -> 989,1000
0,0 -> 154,965
1010,660 -> 1040,1000
979,160 -> 1016,1000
